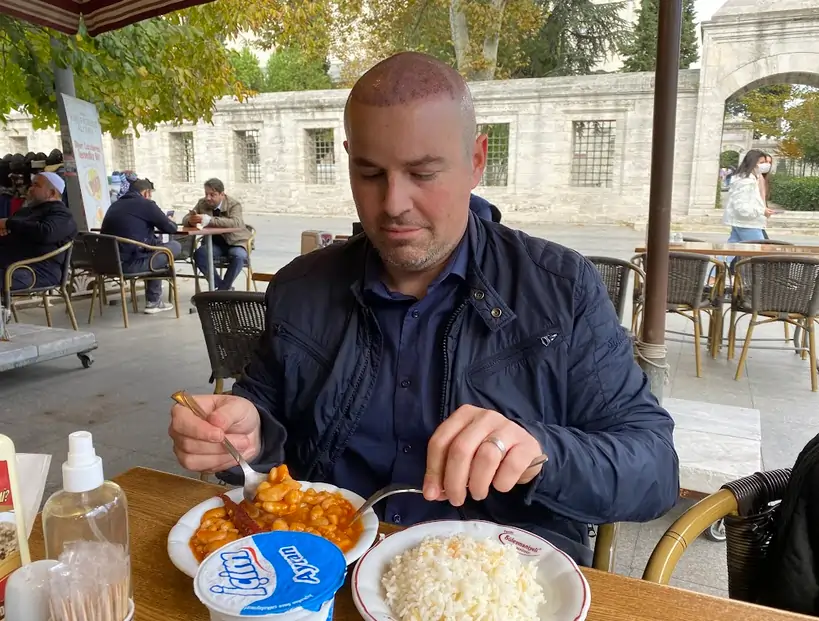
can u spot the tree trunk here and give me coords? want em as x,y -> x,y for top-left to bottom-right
449,0 -> 508,81
449,0 -> 470,74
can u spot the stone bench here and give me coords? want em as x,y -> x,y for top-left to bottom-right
664,397 -> 762,497
0,324 -> 97,372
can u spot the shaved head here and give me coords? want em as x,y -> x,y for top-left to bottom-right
343,52 -> 487,293
345,52 -> 477,149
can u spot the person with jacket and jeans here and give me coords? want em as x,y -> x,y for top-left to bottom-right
169,52 -> 679,565
101,178 -> 180,314
723,149 -> 775,242
0,172 -> 77,294
184,178 -> 251,290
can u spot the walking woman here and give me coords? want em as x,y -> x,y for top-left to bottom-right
723,149 -> 774,242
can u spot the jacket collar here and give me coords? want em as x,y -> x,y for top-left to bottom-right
350,211 -> 516,332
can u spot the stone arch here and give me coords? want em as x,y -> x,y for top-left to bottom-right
687,2 -> 819,216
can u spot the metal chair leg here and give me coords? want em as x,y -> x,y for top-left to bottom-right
171,278 -> 181,319
61,289 -> 78,331
809,319 -> 817,392
214,378 -> 225,394
734,313 -> 757,380
88,280 -> 98,325
693,309 -> 702,378
130,279 -> 139,314
42,293 -> 53,327
119,277 -> 130,328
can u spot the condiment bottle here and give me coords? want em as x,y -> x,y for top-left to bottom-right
41,432 -> 130,591
0,434 -> 31,620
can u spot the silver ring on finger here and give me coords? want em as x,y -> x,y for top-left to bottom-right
483,435 -> 507,458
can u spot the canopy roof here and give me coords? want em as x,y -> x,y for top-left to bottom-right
0,0 -> 213,35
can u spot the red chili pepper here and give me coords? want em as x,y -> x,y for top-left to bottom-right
220,494 -> 262,537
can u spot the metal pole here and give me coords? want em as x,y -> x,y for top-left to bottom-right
51,36 -> 88,231
638,0 -> 684,401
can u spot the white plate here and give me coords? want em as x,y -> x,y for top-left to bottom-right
167,481 -> 379,578
352,520 -> 590,621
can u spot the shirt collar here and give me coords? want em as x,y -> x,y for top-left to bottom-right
363,230 -> 469,300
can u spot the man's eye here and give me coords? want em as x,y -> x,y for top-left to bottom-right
413,172 -> 437,181
359,170 -> 383,178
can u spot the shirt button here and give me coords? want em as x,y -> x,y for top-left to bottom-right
392,514 -> 402,524
411,310 -> 420,318
472,290 -> 486,300
400,379 -> 411,388
403,444 -> 411,453
490,307 -> 503,318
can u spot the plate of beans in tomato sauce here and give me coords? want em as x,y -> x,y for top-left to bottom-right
167,464 -> 380,578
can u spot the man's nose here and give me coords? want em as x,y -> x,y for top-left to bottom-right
382,174 -> 412,218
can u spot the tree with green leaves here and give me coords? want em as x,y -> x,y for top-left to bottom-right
229,48 -> 266,92
512,0 -> 631,77
620,0 -> 698,72
264,48 -> 333,92
725,85 -> 793,139
351,0 -> 543,82
781,93 -> 819,165
0,0 -> 357,134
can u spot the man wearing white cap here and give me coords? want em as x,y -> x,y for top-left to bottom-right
0,172 -> 77,294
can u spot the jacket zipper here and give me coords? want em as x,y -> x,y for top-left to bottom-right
274,322 -> 331,369
438,300 -> 469,520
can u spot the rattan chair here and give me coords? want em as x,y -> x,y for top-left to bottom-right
643,469 -> 790,601
192,290 -> 267,394
587,256 -> 645,323
632,252 -> 727,376
4,241 -> 78,331
728,256 -> 819,391
83,233 -> 180,328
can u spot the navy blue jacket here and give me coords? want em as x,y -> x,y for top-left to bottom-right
101,191 -> 177,262
0,200 -> 77,285
232,213 -> 679,556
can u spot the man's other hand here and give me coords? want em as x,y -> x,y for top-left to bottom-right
169,394 -> 262,473
188,214 -> 203,225
424,405 -> 545,506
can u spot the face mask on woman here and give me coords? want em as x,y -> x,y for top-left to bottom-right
759,162 -> 772,174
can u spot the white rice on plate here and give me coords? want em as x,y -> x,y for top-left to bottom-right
381,533 -> 546,621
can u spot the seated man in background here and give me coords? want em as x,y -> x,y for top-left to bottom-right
101,178 -> 179,315
183,178 -> 251,291
0,171 -> 77,293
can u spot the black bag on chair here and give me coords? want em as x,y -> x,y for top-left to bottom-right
756,432 -> 819,615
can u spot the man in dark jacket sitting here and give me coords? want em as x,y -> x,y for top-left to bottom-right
101,178 -> 179,314
0,172 -> 77,294
169,52 -> 679,565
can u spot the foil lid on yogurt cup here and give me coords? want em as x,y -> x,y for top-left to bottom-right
195,531 -> 347,617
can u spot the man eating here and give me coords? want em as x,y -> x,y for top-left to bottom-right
169,52 -> 679,565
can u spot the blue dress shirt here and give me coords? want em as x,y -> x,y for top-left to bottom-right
327,233 -> 469,525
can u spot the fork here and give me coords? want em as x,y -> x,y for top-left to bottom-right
171,390 -> 268,504
349,453 -> 550,524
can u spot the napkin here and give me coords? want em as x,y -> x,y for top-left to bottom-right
17,453 -> 51,539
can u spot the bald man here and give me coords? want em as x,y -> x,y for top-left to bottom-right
170,52 -> 679,564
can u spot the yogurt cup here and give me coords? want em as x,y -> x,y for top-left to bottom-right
194,531 -> 347,621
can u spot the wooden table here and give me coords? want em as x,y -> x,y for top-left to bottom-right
173,227 -> 244,291
29,468 -> 812,621
634,242 -> 819,258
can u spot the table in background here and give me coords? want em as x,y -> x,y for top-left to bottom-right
634,242 -> 819,257
28,468 -> 813,621
173,227 -> 244,291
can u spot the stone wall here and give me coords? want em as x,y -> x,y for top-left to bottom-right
2,70 -> 703,225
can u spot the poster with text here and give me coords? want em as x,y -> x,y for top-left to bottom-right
62,94 -> 111,229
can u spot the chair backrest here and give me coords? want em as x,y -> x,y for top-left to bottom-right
82,233 -> 124,277
587,256 -> 643,322
71,233 -> 92,269
246,224 -> 256,252
59,242 -> 74,289
735,256 -> 819,316
193,291 -> 267,380
172,234 -> 196,261
722,469 -> 791,603
666,252 -> 714,307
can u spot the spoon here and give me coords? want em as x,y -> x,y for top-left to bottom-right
349,453 -> 550,524
171,390 -> 267,504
